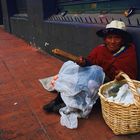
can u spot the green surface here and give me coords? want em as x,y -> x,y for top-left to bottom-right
57,0 -> 140,14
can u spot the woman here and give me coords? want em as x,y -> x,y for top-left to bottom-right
78,20 -> 137,80
42,20 -> 138,114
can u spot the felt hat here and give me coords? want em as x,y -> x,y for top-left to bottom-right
96,20 -> 132,42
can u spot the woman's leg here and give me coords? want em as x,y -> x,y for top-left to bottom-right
43,93 -> 65,113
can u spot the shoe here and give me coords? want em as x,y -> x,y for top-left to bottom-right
52,102 -> 65,113
43,94 -> 65,113
43,101 -> 65,113
43,100 -> 56,113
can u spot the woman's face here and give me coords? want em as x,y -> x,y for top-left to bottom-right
104,34 -> 124,52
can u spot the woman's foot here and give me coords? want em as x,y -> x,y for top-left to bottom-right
43,100 -> 65,113
43,93 -> 65,113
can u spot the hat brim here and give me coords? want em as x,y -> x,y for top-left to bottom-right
96,28 -> 132,42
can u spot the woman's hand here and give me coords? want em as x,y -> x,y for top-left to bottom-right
76,56 -> 86,67
115,70 -> 124,81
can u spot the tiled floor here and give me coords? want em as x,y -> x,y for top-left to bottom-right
0,27 -> 140,140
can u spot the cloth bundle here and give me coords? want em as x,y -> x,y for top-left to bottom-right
105,83 -> 140,105
39,61 -> 105,129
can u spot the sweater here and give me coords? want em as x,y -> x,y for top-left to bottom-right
86,43 -> 138,80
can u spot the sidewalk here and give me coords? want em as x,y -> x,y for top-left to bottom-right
0,27 -> 139,140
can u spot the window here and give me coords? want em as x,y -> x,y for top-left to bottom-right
47,0 -> 140,27
57,0 -> 140,14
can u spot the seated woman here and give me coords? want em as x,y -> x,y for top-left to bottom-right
43,20 -> 138,114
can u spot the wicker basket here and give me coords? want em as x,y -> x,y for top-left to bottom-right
98,72 -> 140,135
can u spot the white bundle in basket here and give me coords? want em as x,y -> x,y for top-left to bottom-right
105,84 -> 140,105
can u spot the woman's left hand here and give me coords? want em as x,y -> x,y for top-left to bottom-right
115,70 -> 124,81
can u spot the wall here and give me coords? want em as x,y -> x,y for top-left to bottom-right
0,0 -> 3,24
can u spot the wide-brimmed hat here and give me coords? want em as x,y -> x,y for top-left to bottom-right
96,20 -> 132,42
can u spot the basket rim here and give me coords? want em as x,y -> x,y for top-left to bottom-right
98,79 -> 140,107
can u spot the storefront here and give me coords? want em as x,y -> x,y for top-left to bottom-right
0,0 -> 140,79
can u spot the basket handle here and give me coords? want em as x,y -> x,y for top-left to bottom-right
115,71 -> 140,107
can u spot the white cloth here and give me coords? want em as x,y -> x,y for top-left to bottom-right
107,84 -> 135,105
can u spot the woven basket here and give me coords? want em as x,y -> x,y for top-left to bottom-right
98,72 -> 140,135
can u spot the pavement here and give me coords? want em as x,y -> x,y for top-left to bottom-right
0,26 -> 140,140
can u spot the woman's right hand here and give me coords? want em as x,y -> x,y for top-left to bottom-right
76,56 -> 86,67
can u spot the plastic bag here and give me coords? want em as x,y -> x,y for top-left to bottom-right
55,61 -> 105,128
39,61 -> 105,129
